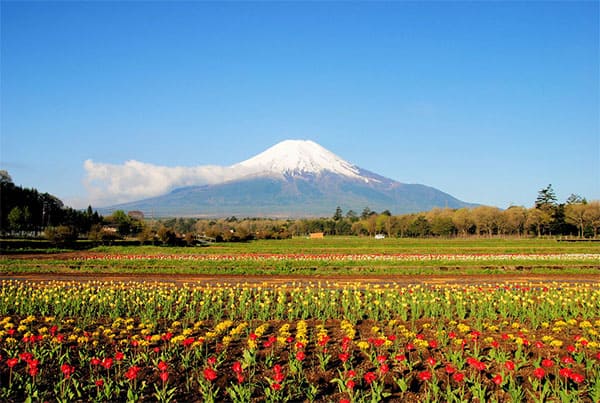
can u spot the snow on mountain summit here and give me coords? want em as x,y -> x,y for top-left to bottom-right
233,140 -> 363,179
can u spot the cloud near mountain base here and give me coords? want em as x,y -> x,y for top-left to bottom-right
83,159 -> 230,207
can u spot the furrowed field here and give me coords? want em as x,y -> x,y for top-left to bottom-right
0,237 -> 599,402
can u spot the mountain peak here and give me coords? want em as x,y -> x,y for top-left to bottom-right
233,139 -> 363,179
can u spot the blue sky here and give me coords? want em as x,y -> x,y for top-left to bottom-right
1,1 -> 598,210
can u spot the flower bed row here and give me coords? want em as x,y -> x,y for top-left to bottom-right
0,312 -> 599,402
74,252 -> 600,263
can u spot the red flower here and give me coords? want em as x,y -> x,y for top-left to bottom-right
376,355 -> 387,364
570,372 -> 585,384
271,382 -> 281,391
418,370 -> 432,381
90,357 -> 101,366
561,356 -> 575,364
273,370 -> 284,383
492,374 -> 503,385
157,361 -> 168,372
559,367 -> 573,378
541,359 -> 554,368
203,367 -> 217,382
533,367 -> 545,380
28,364 -> 39,377
296,351 -> 306,361
395,354 -> 406,362
339,353 -> 350,363
346,379 -> 355,390
159,371 -> 169,383
346,370 -> 356,379
101,358 -> 113,370
535,341 -> 544,348
426,356 -> 436,367
364,371 -> 377,384
380,363 -> 390,374
207,356 -> 217,366
428,340 -> 438,349
232,361 -> 243,374
7,358 -> 19,368
448,331 -> 457,339
114,352 -> 124,361
340,399 -> 351,403
95,379 -> 104,387
125,366 -> 141,381
445,363 -> 457,374
61,363 -> 75,379
452,372 -> 465,382
504,360 -> 515,371
566,345 -> 576,353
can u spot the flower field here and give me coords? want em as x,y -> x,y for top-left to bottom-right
1,280 -> 599,402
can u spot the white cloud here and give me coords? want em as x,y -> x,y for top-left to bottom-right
83,159 -> 236,207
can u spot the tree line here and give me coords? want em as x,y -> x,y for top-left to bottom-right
0,171 -> 102,241
1,171 -> 599,245
150,185 -> 599,243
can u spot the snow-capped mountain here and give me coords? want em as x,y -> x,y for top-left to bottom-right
102,140 -> 476,217
233,140 -> 366,181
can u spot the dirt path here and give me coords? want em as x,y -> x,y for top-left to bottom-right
1,272 -> 599,287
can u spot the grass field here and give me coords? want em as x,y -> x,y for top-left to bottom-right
1,237 -> 599,276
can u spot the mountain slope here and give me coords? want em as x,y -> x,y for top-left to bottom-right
106,140 -> 476,217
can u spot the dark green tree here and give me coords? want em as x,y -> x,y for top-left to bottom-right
333,206 -> 343,221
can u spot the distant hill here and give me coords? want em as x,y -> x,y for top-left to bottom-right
104,140 -> 476,217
